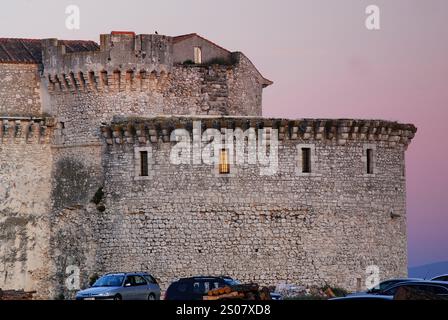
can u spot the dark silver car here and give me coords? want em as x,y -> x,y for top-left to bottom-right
76,272 -> 161,300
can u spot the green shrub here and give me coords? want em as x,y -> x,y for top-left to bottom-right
91,187 -> 104,205
205,57 -> 233,66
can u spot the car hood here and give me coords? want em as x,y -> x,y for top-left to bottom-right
77,286 -> 120,296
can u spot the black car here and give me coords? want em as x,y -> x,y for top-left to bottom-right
165,276 -> 240,300
381,280 -> 448,297
366,278 -> 422,294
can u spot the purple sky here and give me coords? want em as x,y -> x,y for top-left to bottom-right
2,0 -> 447,267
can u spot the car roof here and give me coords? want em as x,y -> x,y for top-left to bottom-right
331,295 -> 393,300
388,280 -> 448,288
103,272 -> 151,276
383,278 -> 422,281
178,276 -> 228,281
431,274 -> 448,279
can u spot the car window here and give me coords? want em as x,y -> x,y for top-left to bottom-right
124,276 -> 136,286
386,284 -> 448,296
383,285 -> 399,296
92,275 -> 124,287
416,285 -> 448,294
224,278 -> 240,286
192,281 -> 221,294
379,280 -> 398,290
193,282 -> 205,294
177,282 -> 189,293
434,276 -> 448,282
144,275 -> 157,284
134,276 -> 147,286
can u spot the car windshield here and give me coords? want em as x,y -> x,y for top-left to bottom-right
92,275 -> 124,287
368,280 -> 400,293
380,280 -> 398,290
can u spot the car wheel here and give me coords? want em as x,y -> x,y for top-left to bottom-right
113,294 -> 122,301
148,293 -> 156,301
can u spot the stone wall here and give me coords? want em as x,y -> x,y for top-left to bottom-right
49,144 -> 104,299
0,64 -> 42,116
228,53 -> 264,117
0,118 -> 54,299
93,117 -> 415,292
48,64 -> 262,146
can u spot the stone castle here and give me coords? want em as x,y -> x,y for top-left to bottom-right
0,31 -> 416,299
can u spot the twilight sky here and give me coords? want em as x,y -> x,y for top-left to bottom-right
1,0 -> 447,267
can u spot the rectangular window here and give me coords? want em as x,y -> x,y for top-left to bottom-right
194,47 -> 202,64
302,148 -> 311,173
366,148 -> 374,174
219,149 -> 230,174
140,151 -> 149,177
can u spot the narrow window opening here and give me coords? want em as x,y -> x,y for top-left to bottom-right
219,149 -> 230,174
140,151 -> 149,177
302,148 -> 311,173
402,152 -> 406,177
366,148 -> 374,174
194,47 -> 202,64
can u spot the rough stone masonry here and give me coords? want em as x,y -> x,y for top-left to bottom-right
0,32 -> 416,299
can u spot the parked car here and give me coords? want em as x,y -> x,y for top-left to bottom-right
348,278 -> 422,296
165,276 -> 282,300
330,295 -> 393,301
75,272 -> 161,300
431,274 -> 448,282
367,278 -> 422,294
381,280 -> 448,297
270,292 -> 282,300
165,276 -> 240,300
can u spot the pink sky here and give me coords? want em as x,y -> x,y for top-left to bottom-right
1,0 -> 447,267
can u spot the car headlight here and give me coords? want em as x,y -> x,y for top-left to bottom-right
96,292 -> 113,297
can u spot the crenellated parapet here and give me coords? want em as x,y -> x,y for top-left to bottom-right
46,68 -> 170,94
100,116 -> 417,148
42,32 -> 173,94
0,117 -> 55,144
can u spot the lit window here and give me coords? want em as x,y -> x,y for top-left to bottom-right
194,47 -> 202,64
219,149 -> 230,174
302,148 -> 311,173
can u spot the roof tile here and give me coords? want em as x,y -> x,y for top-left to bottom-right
0,38 -> 99,64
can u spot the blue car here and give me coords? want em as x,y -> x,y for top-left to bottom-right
76,272 -> 161,300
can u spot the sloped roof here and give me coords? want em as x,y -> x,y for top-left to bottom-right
0,38 -> 99,64
173,33 -> 231,54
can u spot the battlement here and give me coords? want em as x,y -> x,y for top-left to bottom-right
42,32 -> 173,79
0,117 -> 55,144
46,67 -> 171,94
100,116 -> 417,147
